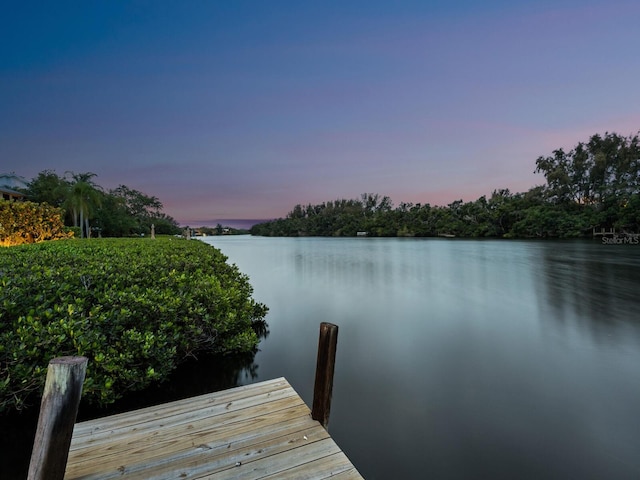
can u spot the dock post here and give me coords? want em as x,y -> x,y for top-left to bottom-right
28,356 -> 88,480
312,322 -> 338,430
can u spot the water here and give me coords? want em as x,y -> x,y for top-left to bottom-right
200,236 -> 640,480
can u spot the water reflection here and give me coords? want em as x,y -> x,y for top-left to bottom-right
202,236 -> 640,480
534,240 -> 640,342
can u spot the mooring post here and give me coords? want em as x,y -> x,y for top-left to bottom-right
312,322 -> 339,430
28,356 -> 88,480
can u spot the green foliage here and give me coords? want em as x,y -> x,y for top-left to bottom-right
0,238 -> 268,412
22,171 -> 181,237
0,200 -> 72,246
535,131 -> 640,208
100,185 -> 180,236
252,132 -> 640,239
22,170 -> 70,208
65,173 -> 102,238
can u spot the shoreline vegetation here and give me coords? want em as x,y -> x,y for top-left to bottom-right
0,237 -> 268,413
250,132 -> 640,238
16,171 -> 184,239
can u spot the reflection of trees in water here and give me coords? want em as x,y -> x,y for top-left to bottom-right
536,241 -> 640,339
291,239 -> 431,292
0,349 -> 263,479
292,244 -> 381,289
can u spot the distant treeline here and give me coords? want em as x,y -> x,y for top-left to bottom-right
195,225 -> 250,236
251,132 -> 640,238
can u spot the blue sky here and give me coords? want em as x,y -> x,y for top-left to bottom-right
2,1 -> 639,227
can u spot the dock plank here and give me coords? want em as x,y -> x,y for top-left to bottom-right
199,438 -> 342,480
64,378 -> 363,479
65,403 -> 314,479
66,393 -> 305,462
70,378 -> 293,441
259,452 -> 358,480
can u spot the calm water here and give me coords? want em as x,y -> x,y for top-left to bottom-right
201,236 -> 640,480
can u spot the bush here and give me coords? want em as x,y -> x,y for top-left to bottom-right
0,199 -> 72,246
0,238 -> 268,411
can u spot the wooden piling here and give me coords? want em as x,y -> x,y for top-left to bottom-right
312,322 -> 338,429
28,356 -> 88,480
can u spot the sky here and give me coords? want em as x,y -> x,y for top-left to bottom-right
1,1 -> 639,228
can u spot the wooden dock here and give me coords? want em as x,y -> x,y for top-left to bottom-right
63,377 -> 363,479
592,227 -> 617,236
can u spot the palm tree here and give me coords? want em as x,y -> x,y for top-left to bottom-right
64,172 -> 102,238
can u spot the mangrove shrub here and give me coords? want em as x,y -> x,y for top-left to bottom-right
0,238 -> 267,412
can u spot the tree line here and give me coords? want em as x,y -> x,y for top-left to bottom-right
251,132 -> 640,238
21,170 -> 181,237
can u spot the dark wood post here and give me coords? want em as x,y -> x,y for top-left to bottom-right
28,356 -> 88,480
312,322 -> 338,430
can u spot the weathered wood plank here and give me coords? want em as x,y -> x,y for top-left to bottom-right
68,385 -> 301,455
115,418 -> 318,479
325,468 -> 368,479
65,402 -> 311,478
259,452 -> 356,479
64,378 -> 363,480
70,377 -> 292,441
74,416 -> 330,480
198,437 -> 342,479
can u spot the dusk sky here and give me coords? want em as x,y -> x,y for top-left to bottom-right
2,1 -> 639,227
